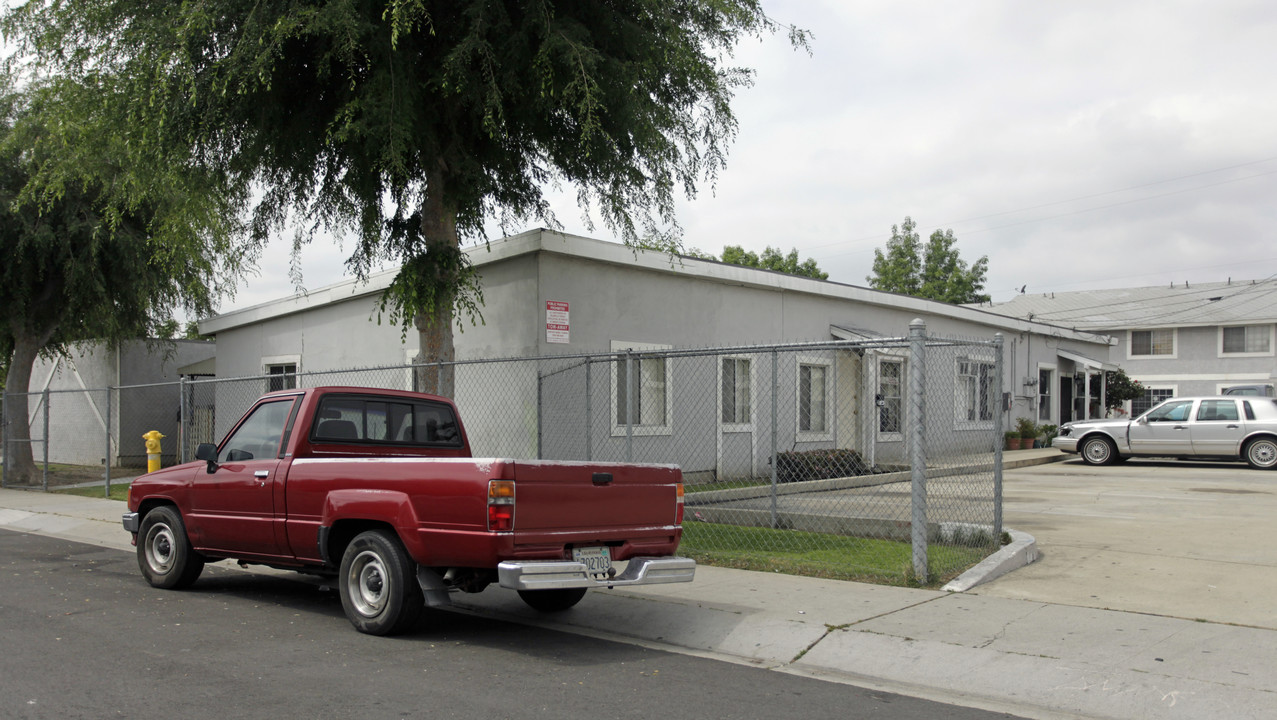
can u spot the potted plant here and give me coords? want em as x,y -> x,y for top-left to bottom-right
1038,424 -> 1058,449
1004,431 -> 1021,451
1015,417 -> 1038,449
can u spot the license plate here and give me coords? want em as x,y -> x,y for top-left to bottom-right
572,546 -> 612,578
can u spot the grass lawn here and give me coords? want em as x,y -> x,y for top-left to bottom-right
54,483 -> 131,502
679,520 -> 990,588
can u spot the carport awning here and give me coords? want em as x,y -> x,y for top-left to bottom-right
1057,349 -> 1116,371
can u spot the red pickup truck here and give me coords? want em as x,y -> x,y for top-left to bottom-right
123,386 -> 694,635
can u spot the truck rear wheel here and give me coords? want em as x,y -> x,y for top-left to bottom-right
338,530 -> 424,635
517,588 -> 588,612
137,505 -> 205,589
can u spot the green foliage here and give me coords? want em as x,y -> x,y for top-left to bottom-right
1015,416 -> 1038,439
868,216 -> 990,303
1104,368 -> 1145,411
4,0 -> 811,335
719,245 -> 828,280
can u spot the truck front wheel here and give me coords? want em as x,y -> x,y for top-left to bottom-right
517,588 -> 588,612
338,530 -> 424,635
137,505 -> 205,589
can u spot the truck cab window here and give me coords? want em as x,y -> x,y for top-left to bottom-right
219,399 -> 296,462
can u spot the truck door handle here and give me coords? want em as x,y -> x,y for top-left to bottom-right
254,470 -> 269,478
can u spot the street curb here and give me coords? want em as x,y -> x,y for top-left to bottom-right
940,528 -> 1038,592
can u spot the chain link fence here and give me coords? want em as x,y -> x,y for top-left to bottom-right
2,322 -> 1006,585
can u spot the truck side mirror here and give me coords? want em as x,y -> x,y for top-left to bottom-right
195,443 -> 219,474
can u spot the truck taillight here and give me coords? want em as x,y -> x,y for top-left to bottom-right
675,483 -> 684,525
488,480 -> 515,533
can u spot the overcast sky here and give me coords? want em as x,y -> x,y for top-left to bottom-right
222,0 -> 1277,313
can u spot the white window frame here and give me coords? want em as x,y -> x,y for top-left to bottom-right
1127,328 -> 1177,359
1037,363 -> 1056,424
1218,324 -> 1275,358
262,354 -> 301,392
1128,384 -> 1177,418
610,340 -> 673,437
876,356 -> 906,442
719,355 -> 754,433
795,357 -> 833,442
954,355 -> 997,430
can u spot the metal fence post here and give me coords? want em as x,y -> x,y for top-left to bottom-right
178,376 -> 188,465
770,349 -> 779,528
536,371 -> 543,460
908,319 -> 927,582
104,388 -> 112,495
1,392 -> 7,489
585,359 -> 593,461
42,388 -> 50,492
625,350 -> 634,463
993,333 -> 1005,540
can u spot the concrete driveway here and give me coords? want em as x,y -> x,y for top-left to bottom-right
976,456 -> 1277,629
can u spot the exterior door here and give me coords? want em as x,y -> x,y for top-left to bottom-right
187,397 -> 297,558
1127,399 -> 1195,456
1189,399 -> 1246,456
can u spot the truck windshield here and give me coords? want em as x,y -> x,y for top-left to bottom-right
312,395 -> 462,447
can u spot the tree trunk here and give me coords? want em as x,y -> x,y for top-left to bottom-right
4,332 -> 45,485
412,163 -> 459,398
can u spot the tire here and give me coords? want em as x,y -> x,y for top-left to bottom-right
137,506 -> 205,589
1080,435 -> 1119,466
338,530 -> 424,636
517,588 -> 588,612
1244,437 -> 1277,470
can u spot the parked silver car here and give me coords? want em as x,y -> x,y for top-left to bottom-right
1053,396 -> 1277,469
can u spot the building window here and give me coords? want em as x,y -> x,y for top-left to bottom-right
611,341 -> 671,435
266,363 -> 297,392
878,359 -> 904,436
956,357 -> 996,424
798,363 -> 828,434
1221,325 -> 1272,355
1038,367 -> 1053,422
1131,386 -> 1175,417
721,358 -> 751,426
1129,329 -> 1174,357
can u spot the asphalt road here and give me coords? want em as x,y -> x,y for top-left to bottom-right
0,530 -> 1027,720
977,457 -> 1277,628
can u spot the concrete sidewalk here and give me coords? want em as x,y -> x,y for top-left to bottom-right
1,484 -> 1273,720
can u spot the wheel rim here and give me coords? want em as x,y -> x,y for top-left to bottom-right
346,550 -> 389,618
1083,438 -> 1110,464
1249,440 -> 1277,468
144,523 -> 176,574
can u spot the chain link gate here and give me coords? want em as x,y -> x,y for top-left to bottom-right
2,324 -> 1005,585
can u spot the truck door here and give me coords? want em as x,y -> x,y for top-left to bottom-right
1127,399 -> 1196,456
188,397 -> 298,558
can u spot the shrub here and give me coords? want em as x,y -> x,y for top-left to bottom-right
771,448 -> 870,483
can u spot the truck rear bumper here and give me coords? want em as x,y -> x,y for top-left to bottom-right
497,556 -> 695,591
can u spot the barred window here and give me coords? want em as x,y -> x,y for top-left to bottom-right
798,363 -> 828,433
957,358 -> 996,423
721,358 -> 751,425
879,360 -> 903,435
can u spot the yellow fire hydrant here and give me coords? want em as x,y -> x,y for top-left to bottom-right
143,430 -> 165,473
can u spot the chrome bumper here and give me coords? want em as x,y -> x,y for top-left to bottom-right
1051,436 -> 1079,454
122,512 -> 140,533
497,556 -> 696,591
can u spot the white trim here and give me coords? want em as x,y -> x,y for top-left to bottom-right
876,355 -> 907,442
795,356 -> 834,442
1132,373 -> 1276,382
610,340 -> 673,437
718,355 -> 755,433
1036,363 -> 1057,425
1217,324 -> 1275,358
953,353 -> 997,430
1127,328 -> 1178,360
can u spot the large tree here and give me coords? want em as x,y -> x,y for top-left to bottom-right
5,1 -> 807,397
0,82 -> 238,484
867,216 -> 990,304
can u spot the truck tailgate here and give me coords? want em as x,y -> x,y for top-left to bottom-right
509,461 -> 682,542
